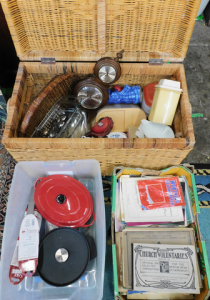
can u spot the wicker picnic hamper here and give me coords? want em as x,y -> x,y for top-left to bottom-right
1,0 -> 200,175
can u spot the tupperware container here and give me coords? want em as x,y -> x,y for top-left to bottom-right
141,82 -> 157,116
149,79 -> 183,125
96,104 -> 146,132
0,160 -> 105,300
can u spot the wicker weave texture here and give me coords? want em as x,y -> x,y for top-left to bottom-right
107,0 -> 191,56
6,147 -> 192,175
1,0 -> 200,61
17,62 -> 182,138
3,62 -> 195,175
19,73 -> 79,137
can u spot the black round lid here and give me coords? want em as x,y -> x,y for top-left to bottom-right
38,227 -> 90,287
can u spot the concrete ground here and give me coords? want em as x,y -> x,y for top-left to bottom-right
184,20 -> 210,164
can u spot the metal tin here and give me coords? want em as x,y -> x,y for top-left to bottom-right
94,50 -> 124,84
73,77 -> 109,110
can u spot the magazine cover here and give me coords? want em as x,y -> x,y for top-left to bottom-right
137,177 -> 185,210
133,243 -> 199,294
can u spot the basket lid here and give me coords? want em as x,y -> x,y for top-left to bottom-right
1,0 -> 200,62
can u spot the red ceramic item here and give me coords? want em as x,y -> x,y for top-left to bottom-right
91,117 -> 112,133
143,82 -> 158,107
114,85 -> 123,92
85,117 -> 114,137
34,175 -> 95,228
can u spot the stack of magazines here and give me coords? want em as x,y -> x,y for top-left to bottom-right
115,175 -> 195,231
115,227 -> 202,296
114,173 -> 202,296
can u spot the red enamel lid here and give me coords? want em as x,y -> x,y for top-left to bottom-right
34,175 -> 94,228
143,82 -> 158,107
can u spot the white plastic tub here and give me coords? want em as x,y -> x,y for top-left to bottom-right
0,160 -> 105,300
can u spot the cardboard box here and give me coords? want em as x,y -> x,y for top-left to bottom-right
111,165 -> 210,300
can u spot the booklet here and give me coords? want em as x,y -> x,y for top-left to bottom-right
137,176 -> 185,210
132,243 -> 200,294
125,177 -> 193,228
122,228 -> 197,289
121,177 -> 184,224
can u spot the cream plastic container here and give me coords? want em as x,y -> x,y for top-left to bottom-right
96,104 -> 146,132
148,79 -> 182,125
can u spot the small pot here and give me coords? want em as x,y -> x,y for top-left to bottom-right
38,228 -> 91,287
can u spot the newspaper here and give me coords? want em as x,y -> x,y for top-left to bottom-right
133,243 -> 200,294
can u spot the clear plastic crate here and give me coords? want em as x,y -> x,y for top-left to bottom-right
0,160 -> 105,300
